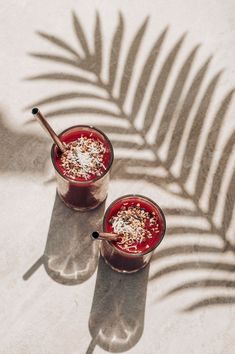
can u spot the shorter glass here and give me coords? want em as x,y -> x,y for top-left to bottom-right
101,195 -> 166,273
51,125 -> 113,211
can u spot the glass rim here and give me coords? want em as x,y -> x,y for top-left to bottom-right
51,125 -> 114,184
103,194 -> 166,257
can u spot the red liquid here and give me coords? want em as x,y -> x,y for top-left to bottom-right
101,195 -> 166,272
51,126 -> 113,210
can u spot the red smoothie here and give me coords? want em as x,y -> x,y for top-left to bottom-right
51,126 -> 113,211
101,195 -> 166,272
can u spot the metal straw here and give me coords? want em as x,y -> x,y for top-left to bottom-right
91,231 -> 119,241
32,107 -> 66,153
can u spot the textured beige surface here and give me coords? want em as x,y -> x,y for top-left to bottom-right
0,1 -> 235,353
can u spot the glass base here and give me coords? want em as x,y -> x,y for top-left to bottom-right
100,253 -> 149,273
57,190 -> 107,211
100,242 -> 151,273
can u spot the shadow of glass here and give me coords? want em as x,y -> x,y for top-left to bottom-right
86,257 -> 149,353
43,193 -> 103,285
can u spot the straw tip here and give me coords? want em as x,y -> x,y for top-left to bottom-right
32,107 -> 39,115
92,231 -> 99,239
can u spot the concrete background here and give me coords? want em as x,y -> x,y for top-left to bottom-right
0,1 -> 235,353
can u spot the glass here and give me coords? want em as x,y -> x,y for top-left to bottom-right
51,125 -> 113,211
101,195 -> 166,273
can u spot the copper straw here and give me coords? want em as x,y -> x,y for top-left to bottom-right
91,231 -> 118,241
32,107 -> 66,153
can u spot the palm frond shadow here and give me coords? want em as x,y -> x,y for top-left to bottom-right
26,11 -> 235,312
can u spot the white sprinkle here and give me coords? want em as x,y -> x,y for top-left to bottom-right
60,136 -> 107,179
109,205 -> 158,251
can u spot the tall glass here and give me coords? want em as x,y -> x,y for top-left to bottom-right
51,125 -> 113,211
101,195 -> 166,273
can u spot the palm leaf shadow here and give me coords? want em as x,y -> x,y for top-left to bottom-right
142,33 -> 186,135
26,11 -> 235,312
154,43 -> 200,146
108,12 -> 124,92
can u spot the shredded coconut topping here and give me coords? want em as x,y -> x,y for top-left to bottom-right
60,135 -> 106,180
109,203 -> 159,252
